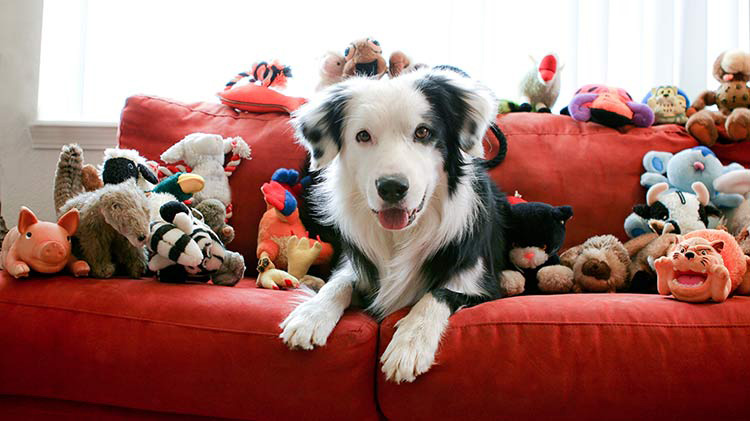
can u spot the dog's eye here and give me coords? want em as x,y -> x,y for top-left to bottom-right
356,130 -> 371,143
414,127 -> 431,141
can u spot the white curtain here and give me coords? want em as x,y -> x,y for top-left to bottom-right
38,0 -> 750,122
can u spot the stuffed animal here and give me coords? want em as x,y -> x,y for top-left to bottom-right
256,169 -> 334,290
194,199 -> 235,244
0,207 -> 89,278
713,170 -> 750,254
148,201 -> 242,286
316,51 -> 345,91
624,182 -> 717,238
625,232 -> 680,293
643,85 -> 690,125
519,54 -> 562,113
562,84 -> 655,128
655,229 -> 750,302
500,202 -> 575,295
686,50 -> 750,146
342,37 -> 388,79
559,235 -> 630,293
640,146 -> 744,209
58,180 -> 150,279
151,172 -> 205,202
159,133 -> 251,212
388,51 -> 426,78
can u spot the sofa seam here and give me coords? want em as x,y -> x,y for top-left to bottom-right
131,95 -> 285,121
438,320 -> 750,330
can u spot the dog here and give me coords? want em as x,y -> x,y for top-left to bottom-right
280,68 -> 515,383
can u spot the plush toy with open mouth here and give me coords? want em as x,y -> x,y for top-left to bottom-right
563,84 -> 655,128
654,229 -> 750,303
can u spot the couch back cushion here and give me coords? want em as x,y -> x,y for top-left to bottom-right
119,96 -> 306,263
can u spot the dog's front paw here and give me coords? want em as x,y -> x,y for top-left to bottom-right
279,300 -> 338,350
380,320 -> 441,383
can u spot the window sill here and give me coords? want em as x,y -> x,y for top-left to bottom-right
30,121 -> 118,150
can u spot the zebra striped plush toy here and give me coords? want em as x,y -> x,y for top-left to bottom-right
148,201 -> 231,284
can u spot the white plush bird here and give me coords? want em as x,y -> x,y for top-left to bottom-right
519,53 -> 563,113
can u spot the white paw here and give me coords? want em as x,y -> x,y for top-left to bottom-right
500,270 -> 525,296
380,319 -> 440,383
279,300 -> 339,350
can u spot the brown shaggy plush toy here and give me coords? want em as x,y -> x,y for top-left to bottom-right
687,49 -> 750,146
342,37 -> 388,79
58,180 -> 151,279
560,235 -> 630,293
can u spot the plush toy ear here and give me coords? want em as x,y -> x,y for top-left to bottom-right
676,87 -> 690,108
554,205 -> 574,222
292,83 -> 352,170
56,208 -> 79,235
633,204 -> 651,219
138,164 -> 158,185
714,169 -> 750,195
642,151 -> 672,175
710,240 -> 725,254
17,207 -> 38,233
559,245 -> 582,267
413,69 -> 498,158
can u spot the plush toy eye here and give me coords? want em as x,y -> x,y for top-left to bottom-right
112,203 -> 120,210
701,250 -> 707,255
128,162 -> 135,170
25,232 -> 32,239
356,130 -> 371,143
67,236 -> 71,242
371,39 -> 380,46
344,46 -> 353,58
414,126 -> 431,140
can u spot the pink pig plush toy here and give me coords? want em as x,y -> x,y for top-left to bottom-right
1,207 -> 90,278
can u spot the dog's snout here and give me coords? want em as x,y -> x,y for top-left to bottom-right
376,175 -> 409,203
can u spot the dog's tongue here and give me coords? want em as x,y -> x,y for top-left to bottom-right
378,208 -> 409,230
676,274 -> 706,286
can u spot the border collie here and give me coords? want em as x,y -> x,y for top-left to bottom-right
280,68 -> 514,383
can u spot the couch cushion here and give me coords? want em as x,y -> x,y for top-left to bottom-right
377,294 -> 750,421
118,96 -> 307,263
492,114 -> 700,247
0,272 -> 379,420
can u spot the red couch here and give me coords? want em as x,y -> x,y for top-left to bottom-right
2,96 -> 750,420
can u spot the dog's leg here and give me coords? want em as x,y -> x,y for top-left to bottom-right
279,258 -> 355,350
380,292 -> 451,383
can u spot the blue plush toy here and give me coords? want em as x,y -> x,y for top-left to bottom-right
624,146 -> 744,238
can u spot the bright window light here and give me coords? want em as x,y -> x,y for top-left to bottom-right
37,0 -> 750,123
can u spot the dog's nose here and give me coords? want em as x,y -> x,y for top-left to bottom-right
685,251 -> 695,260
376,175 -> 409,203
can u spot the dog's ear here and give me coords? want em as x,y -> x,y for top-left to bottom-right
292,85 -> 351,170
414,69 -> 498,157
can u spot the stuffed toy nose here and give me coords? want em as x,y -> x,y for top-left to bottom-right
524,251 -> 535,261
723,73 -> 734,81
693,161 -> 705,171
40,242 -> 66,262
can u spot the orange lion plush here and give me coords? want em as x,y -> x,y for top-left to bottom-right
655,229 -> 750,302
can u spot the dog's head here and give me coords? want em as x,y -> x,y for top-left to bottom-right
292,68 -> 497,231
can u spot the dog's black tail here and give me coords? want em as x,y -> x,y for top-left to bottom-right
482,123 -> 508,170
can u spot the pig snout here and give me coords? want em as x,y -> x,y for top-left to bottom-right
39,241 -> 67,263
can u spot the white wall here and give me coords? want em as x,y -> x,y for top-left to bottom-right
0,0 -> 103,224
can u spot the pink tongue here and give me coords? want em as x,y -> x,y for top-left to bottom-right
378,208 -> 409,230
677,274 -> 705,285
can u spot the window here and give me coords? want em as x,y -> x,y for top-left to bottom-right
37,0 -> 750,123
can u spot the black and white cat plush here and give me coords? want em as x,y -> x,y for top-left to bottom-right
501,201 -> 575,295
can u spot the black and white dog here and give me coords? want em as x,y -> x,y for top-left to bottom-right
280,68 -> 514,383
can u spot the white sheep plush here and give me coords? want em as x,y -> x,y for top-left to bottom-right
160,133 -> 251,207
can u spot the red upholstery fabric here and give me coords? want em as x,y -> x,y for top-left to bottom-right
0,272 -> 379,420
378,294 -> 750,421
492,114 -> 699,248
118,96 -> 307,264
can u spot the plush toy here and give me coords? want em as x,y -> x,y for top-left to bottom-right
625,232 -> 680,293
655,229 -> 750,302
159,133 -> 251,214
640,146 -> 744,209
0,207 -> 90,278
642,85 -> 690,125
343,37 -> 388,78
519,53 -> 562,113
316,51 -> 345,91
58,180 -> 150,279
148,201 -> 242,286
500,202 -> 575,295
151,172 -> 205,203
256,169 -> 334,290
714,170 -> 750,254
194,199 -> 235,245
624,182 -> 715,238
218,61 -> 307,114
562,84 -> 655,127
686,50 -> 750,146
559,235 -> 630,293
388,51 -> 426,78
